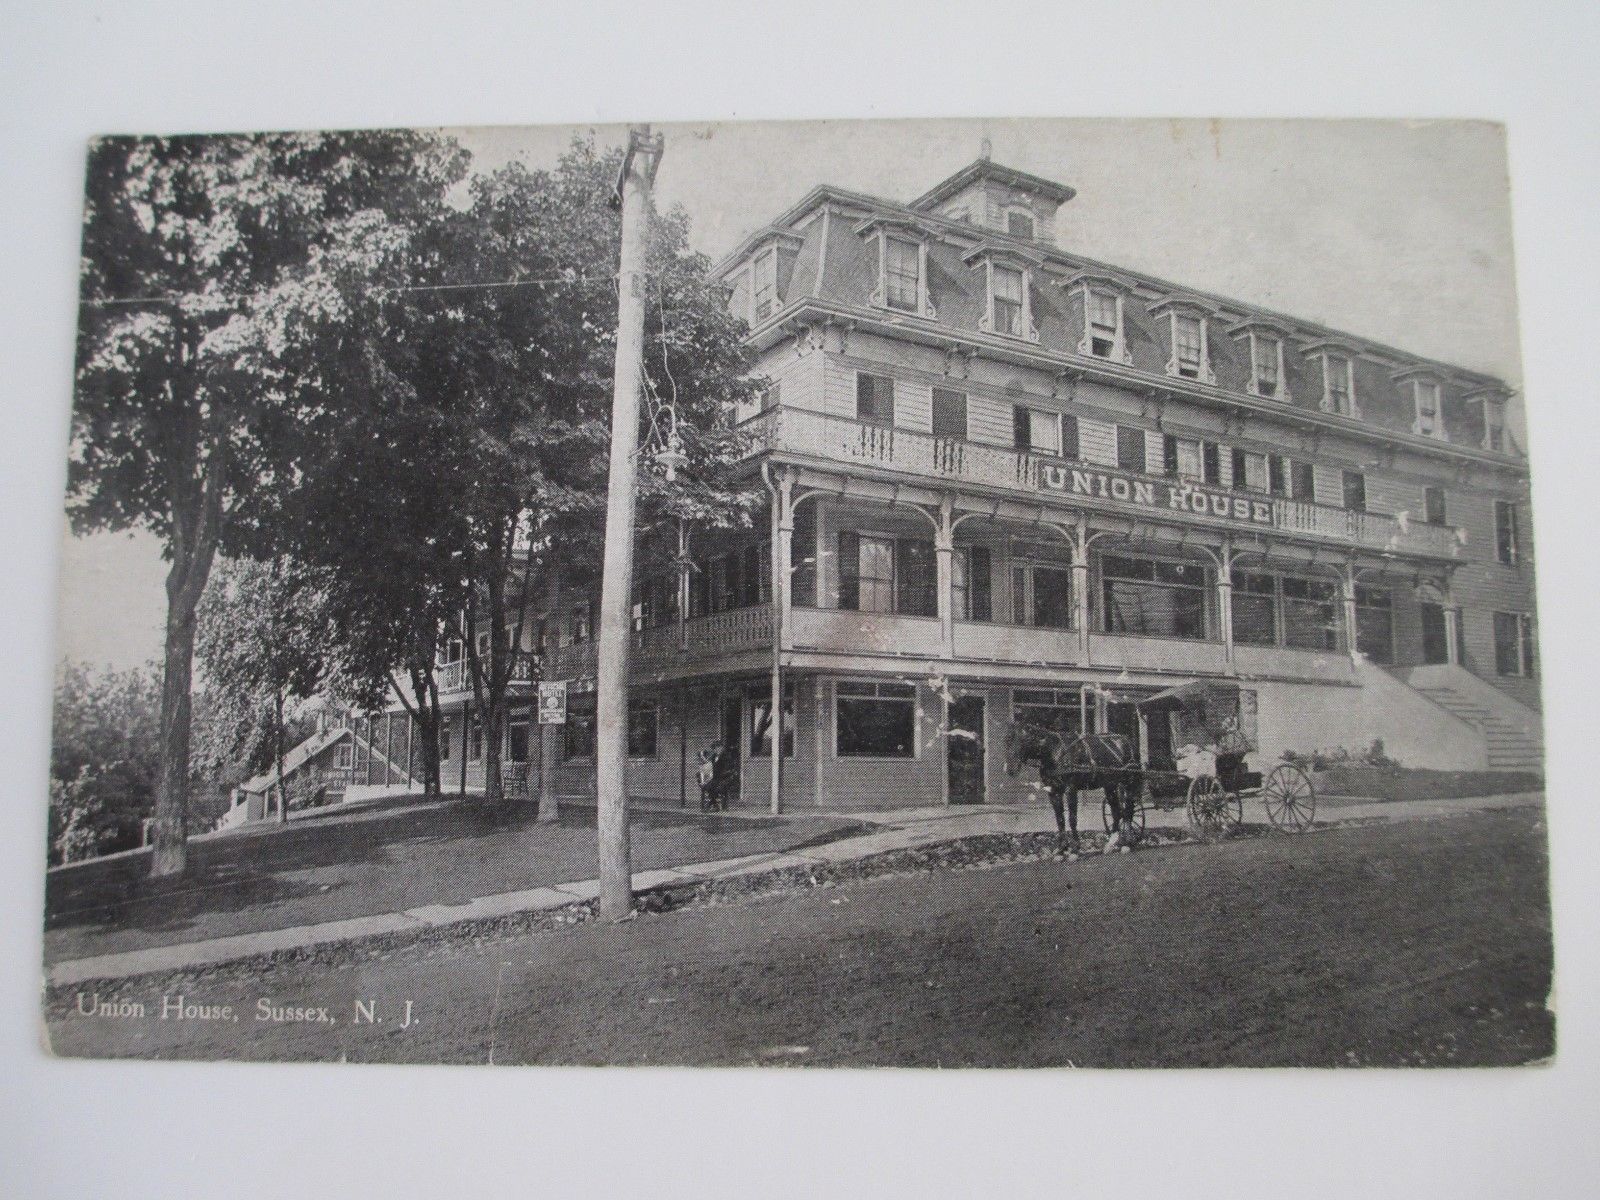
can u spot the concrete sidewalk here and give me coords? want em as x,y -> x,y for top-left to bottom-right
43,790 -> 1543,989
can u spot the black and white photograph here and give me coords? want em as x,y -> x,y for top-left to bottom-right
41,115 -> 1551,1068
5,4 -> 1598,1198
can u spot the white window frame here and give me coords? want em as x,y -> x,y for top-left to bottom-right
1003,204 -> 1037,240
860,218 -> 937,320
1064,272 -> 1133,365
1308,343 -> 1360,417
1230,320 -> 1292,402
1151,299 -> 1217,386
1016,404 -> 1064,456
1472,389 -> 1509,452
832,678 -> 921,761
751,247 -> 778,322
1396,370 -> 1449,441
974,254 -> 1039,343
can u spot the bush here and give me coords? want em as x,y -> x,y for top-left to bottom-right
1281,740 -> 1399,772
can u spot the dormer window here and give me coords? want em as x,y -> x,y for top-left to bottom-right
857,215 -> 936,320
1395,369 -> 1448,441
1062,271 -> 1133,365
1253,336 -> 1283,397
1415,381 -> 1442,438
1231,319 -> 1292,401
967,244 -> 1040,343
1006,209 -> 1035,240
1471,388 -> 1509,452
752,248 -> 777,321
992,266 -> 1026,336
1088,291 -> 1119,357
1323,354 -> 1353,415
1305,341 -> 1361,417
884,238 -> 921,312
1151,298 -> 1217,385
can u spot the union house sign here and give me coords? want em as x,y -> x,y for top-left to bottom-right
1039,463 -> 1275,526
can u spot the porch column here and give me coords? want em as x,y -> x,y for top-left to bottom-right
459,700 -> 469,796
1072,526 -> 1091,659
1217,537 -> 1235,671
936,493 -> 955,658
769,469 -> 794,814
1341,563 -> 1360,667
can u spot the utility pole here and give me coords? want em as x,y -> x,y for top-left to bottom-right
596,125 -> 663,922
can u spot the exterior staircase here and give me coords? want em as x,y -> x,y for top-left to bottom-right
1398,666 -> 1544,773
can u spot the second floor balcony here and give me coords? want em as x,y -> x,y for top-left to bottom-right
437,653 -> 538,696
748,406 -> 1466,560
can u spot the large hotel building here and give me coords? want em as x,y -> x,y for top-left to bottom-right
364,156 -> 1541,813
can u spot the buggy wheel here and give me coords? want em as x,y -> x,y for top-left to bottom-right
1186,775 -> 1237,836
1101,792 -> 1147,834
1263,764 -> 1316,832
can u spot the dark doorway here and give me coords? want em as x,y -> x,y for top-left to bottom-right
719,692 -> 743,804
947,695 -> 986,804
1420,602 -> 1449,665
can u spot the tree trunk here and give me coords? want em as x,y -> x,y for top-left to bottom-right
274,688 -> 288,824
397,666 -> 443,800
481,698 -> 504,806
150,577 -> 199,877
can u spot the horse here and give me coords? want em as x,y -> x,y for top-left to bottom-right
1004,721 -> 1140,857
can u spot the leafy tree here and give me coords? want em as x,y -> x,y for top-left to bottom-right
71,130 -> 469,874
271,137 -> 760,810
196,556 -> 333,822
48,662 -> 162,864
349,139 -> 762,807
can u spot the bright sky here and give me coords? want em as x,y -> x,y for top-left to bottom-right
58,118 -> 1523,671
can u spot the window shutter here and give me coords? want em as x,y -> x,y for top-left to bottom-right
1163,434 -> 1179,477
1269,455 -> 1288,496
1117,426 -> 1145,473
1061,414 -> 1080,461
1343,471 -> 1366,512
1292,461 -> 1315,502
856,373 -> 893,426
1230,447 -> 1248,491
1013,405 -> 1030,450
932,388 -> 967,438
969,547 -> 992,622
1201,441 -> 1221,485
837,531 -> 861,611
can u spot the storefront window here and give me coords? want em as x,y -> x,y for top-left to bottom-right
563,698 -> 596,761
1013,688 -> 1086,737
836,680 -> 916,758
1230,570 -> 1277,646
1282,577 -> 1339,651
1101,554 -> 1208,639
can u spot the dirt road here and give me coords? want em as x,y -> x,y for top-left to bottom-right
47,807 -> 1553,1068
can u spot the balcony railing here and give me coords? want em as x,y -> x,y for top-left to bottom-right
436,654 -> 538,695
750,407 -> 1464,559
546,606 -> 774,681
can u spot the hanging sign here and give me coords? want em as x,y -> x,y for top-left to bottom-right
537,681 -> 568,725
1039,462 -> 1274,526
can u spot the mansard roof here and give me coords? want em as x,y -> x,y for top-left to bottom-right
712,160 -> 1520,458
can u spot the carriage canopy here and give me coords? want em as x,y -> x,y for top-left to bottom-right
1138,680 -> 1255,754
